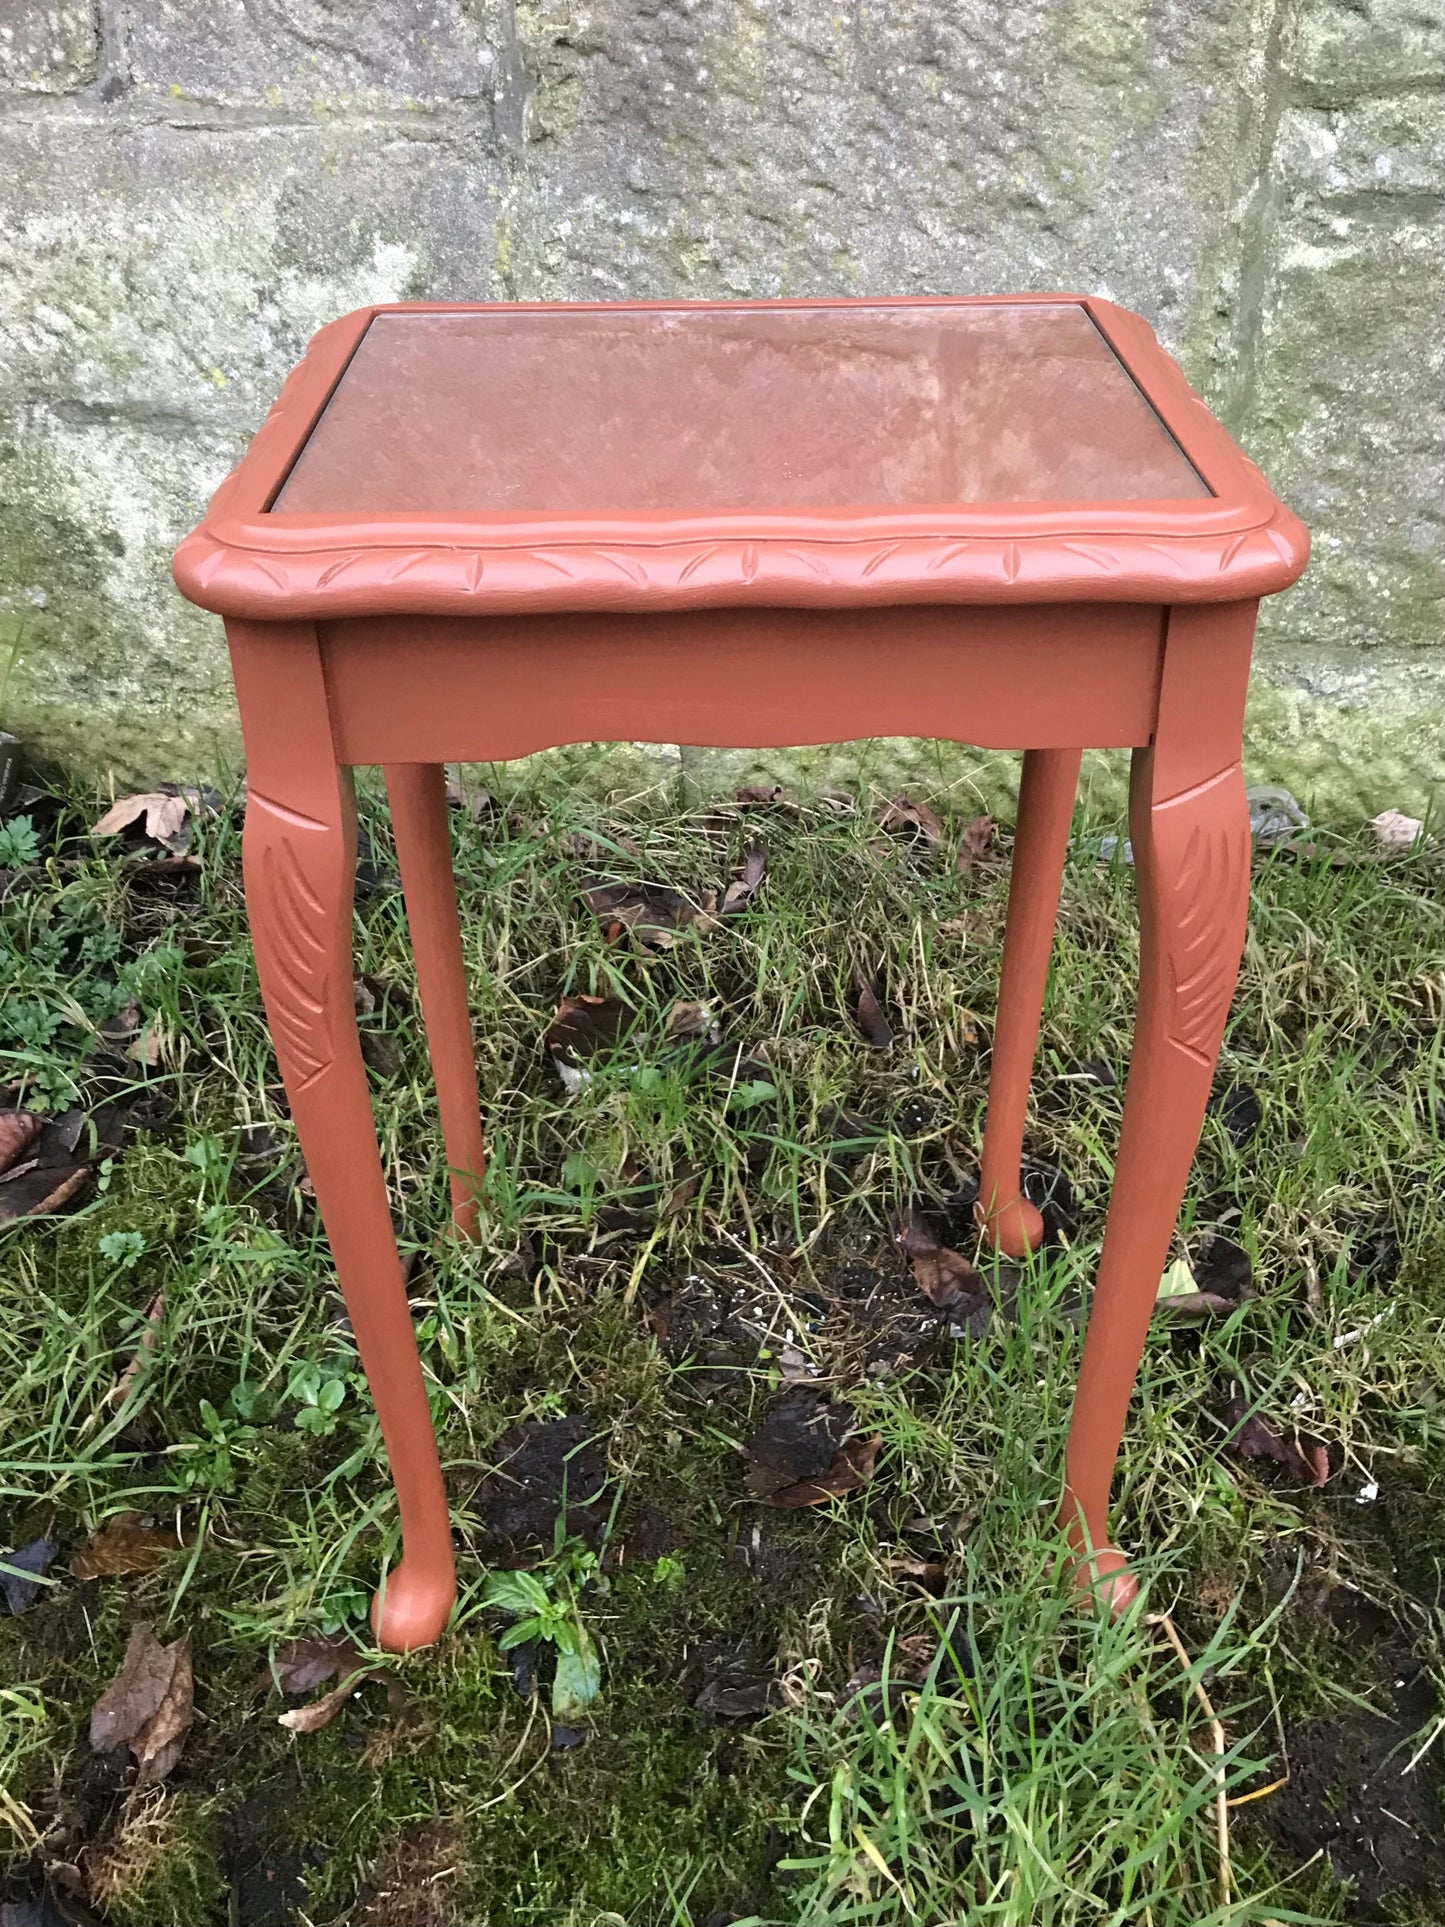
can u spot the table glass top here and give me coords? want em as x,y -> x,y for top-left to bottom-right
272,303 -> 1208,516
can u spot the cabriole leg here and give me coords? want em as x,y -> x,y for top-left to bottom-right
384,763 -> 487,1239
231,623 -> 456,1651
1061,603 -> 1256,1613
978,748 -> 1082,1257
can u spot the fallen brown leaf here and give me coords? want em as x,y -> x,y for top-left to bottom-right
581,877 -> 717,948
665,1000 -> 718,1041
358,1030 -> 403,1078
71,1513 -> 186,1580
853,965 -> 894,1050
0,1110 -> 44,1174
660,1169 -> 702,1219
880,795 -> 946,847
109,1292 -> 165,1410
1224,1397 -> 1329,1488
763,1434 -> 880,1508
743,1393 -> 880,1508
90,1624 -> 173,1751
133,1635 -> 193,1783
0,1161 -> 88,1227
955,815 -> 995,873
267,1631 -> 361,1697
544,994 -> 637,1075
89,1623 -> 194,1781
721,841 -> 768,914
1155,1237 -> 1254,1320
277,1670 -> 366,1733
92,792 -> 191,846
891,1209 -> 985,1310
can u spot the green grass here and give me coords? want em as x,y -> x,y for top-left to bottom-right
1,761 -> 1441,1926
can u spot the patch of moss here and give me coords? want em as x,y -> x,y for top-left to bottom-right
87,1789 -> 228,1927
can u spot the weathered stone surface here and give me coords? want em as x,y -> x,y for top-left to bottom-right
0,112 -> 504,769
1249,83 -> 1443,701
0,0 -> 1440,812
500,0 -> 1266,330
1292,0 -> 1445,93
0,1 -> 99,94
121,0 -> 497,107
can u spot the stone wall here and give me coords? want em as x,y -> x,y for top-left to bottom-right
1,0 -> 1440,812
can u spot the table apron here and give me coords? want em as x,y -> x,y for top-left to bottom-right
319,604 -> 1164,762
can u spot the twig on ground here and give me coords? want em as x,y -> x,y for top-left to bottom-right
1149,1610 -> 1232,1908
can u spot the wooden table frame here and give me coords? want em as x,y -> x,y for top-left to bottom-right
175,297 -> 1308,1650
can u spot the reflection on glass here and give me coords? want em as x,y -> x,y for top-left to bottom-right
274,303 -> 1208,514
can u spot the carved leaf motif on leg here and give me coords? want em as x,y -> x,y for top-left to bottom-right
250,795 -> 334,1091
1156,769 -> 1250,1064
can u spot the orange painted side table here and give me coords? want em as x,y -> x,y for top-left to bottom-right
174,298 -> 1307,1651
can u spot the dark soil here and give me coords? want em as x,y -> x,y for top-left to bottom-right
1245,1560 -> 1445,1922
465,1415 -> 609,1557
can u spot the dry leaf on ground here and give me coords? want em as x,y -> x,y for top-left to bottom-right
1224,1396 -> 1330,1487
545,995 -> 637,1091
70,1514 -> 187,1580
0,1110 -> 44,1172
0,1159 -> 88,1227
1371,808 -> 1423,852
277,1671 -> 367,1733
0,1104 -> 119,1228
132,1637 -> 194,1782
721,841 -> 768,914
742,1393 -> 880,1508
891,1209 -> 986,1311
1155,1237 -> 1253,1319
92,792 -> 191,846
580,878 -> 717,948
853,966 -> 894,1050
1,1537 -> 57,1615
955,815 -> 995,873
89,1624 -> 194,1782
267,1631 -> 361,1697
879,795 -> 945,848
